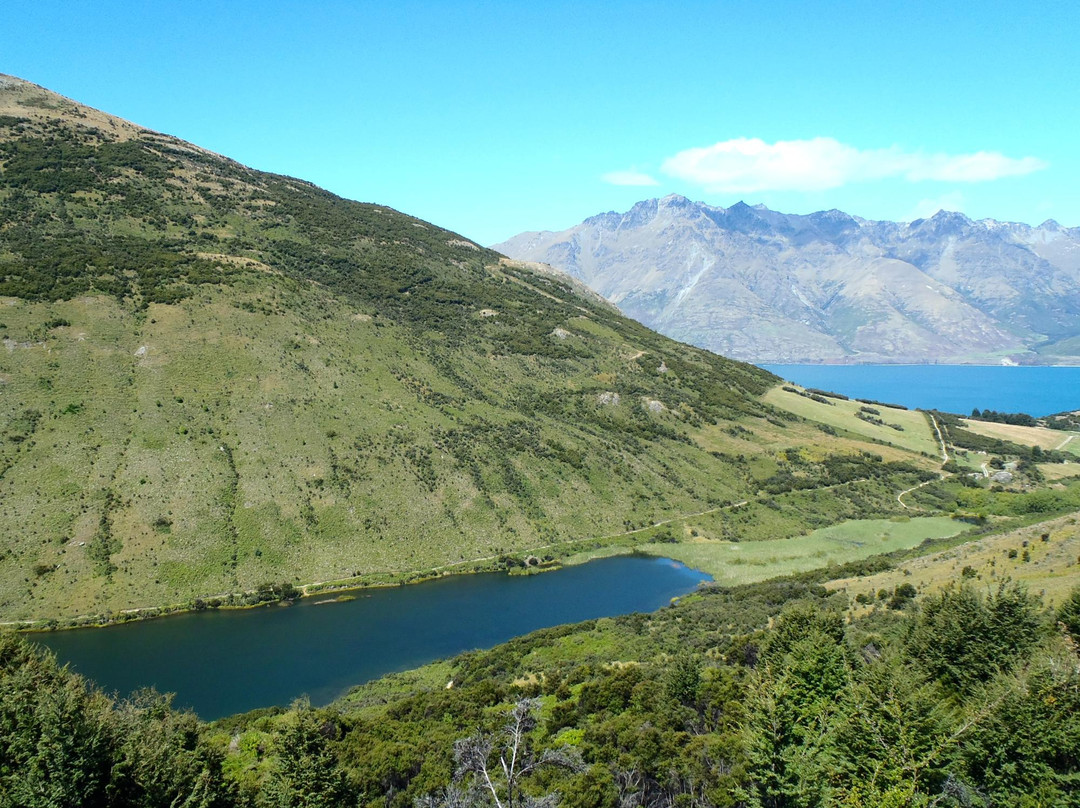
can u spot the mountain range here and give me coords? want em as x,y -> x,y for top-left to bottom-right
496,195 -> 1080,364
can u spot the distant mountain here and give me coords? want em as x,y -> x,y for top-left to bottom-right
495,195 -> 1080,364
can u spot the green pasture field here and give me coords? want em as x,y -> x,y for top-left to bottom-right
636,516 -> 965,585
763,384 -> 940,456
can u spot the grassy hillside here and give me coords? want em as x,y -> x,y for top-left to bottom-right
0,76 -> 946,622
0,77 -> 771,621
831,511 -> 1080,609
959,417 -> 1080,455
763,384 -> 941,456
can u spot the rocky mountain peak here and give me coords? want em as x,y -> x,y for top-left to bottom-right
707,200 -> 772,235
659,193 -> 694,209
494,198 -> 1080,365
914,209 -> 973,232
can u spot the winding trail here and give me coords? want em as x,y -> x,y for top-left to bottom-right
896,478 -> 937,510
1056,434 -> 1075,451
928,412 -> 949,463
897,412 -> 950,510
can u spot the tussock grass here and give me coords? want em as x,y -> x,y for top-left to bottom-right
829,512 -> 1080,610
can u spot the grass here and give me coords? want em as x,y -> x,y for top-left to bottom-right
1038,461 -> 1080,481
946,448 -> 990,472
763,384 -> 940,456
693,413 -> 936,468
631,516 -> 965,585
333,659 -> 457,718
829,512 -> 1080,611
960,418 -> 1080,455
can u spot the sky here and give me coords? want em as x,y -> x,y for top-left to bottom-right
2,1 -> 1077,245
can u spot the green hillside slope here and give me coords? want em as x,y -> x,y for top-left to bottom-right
0,76 -> 942,622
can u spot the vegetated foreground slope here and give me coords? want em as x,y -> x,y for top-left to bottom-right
0,75 -> 949,623
496,194 -> 1080,364
5,560 -> 1080,807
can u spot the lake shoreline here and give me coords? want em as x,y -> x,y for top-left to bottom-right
8,558 -> 541,635
11,499 -> 743,634
10,534 -> 645,635
33,554 -> 711,719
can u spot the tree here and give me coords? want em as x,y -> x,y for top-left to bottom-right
107,689 -> 233,808
740,605 -> 848,807
1058,585 -> 1080,644
906,582 -> 1042,694
664,653 -> 702,708
958,650 -> 1080,805
826,653 -> 960,805
260,699 -> 350,808
0,633 -> 114,808
418,698 -> 582,808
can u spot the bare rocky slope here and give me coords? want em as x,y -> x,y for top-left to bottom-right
496,194 -> 1080,364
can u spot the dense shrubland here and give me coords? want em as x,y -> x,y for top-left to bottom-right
4,576 -> 1079,808
968,409 -> 1038,428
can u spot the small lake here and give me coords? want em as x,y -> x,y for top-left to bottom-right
34,556 -> 708,720
760,364 -> 1080,417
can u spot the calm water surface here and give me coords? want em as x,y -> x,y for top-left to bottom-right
760,364 -> 1080,417
35,556 -> 708,720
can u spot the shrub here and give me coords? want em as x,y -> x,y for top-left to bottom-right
907,582 -> 1042,692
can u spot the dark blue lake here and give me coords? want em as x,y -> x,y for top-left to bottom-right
760,364 -> 1080,417
34,556 -> 708,720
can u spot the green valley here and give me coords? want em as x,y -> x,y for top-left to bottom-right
0,76 -> 954,624
5,540 -> 1080,807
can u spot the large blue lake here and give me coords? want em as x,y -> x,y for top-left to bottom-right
760,364 -> 1080,417
35,556 -> 708,720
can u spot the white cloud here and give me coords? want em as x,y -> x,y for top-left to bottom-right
660,137 -> 1047,193
601,170 -> 660,187
901,151 -> 1047,182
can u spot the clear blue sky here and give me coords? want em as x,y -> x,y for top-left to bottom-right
3,1 -> 1077,244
